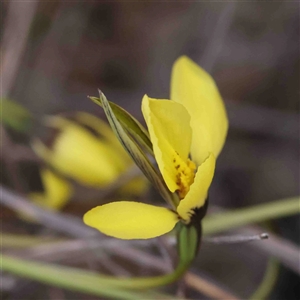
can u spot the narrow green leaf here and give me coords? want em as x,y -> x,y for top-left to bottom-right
96,91 -> 175,208
203,197 -> 300,236
1,253 -> 190,297
1,254 -> 177,299
89,95 -> 153,155
1,98 -> 33,132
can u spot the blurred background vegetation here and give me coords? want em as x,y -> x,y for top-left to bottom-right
1,1 -> 299,299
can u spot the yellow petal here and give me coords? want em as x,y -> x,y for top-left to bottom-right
34,118 -> 126,187
31,169 -> 72,210
177,154 -> 215,222
119,176 -> 149,196
74,112 -> 128,158
75,113 -> 148,195
83,201 -> 178,239
171,56 -> 228,165
141,95 -> 193,193
42,169 -> 72,209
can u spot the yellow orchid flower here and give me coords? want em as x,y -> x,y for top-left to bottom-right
84,56 -> 228,239
29,168 -> 72,211
33,112 -> 146,194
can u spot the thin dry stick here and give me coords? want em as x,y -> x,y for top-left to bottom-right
185,273 -> 240,300
82,240 -> 133,277
0,185 -> 96,238
237,226 -> 300,275
208,205 -> 300,275
1,1 -> 38,96
204,233 -> 268,244
109,244 -> 240,299
7,236 -> 151,264
3,186 -> 298,292
3,185 -> 298,276
95,253 -> 132,277
9,237 -> 240,300
110,245 -> 171,273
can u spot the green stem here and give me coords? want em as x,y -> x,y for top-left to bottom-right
113,259 -> 190,289
1,225 -> 196,293
1,253 -> 189,292
203,197 -> 300,236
